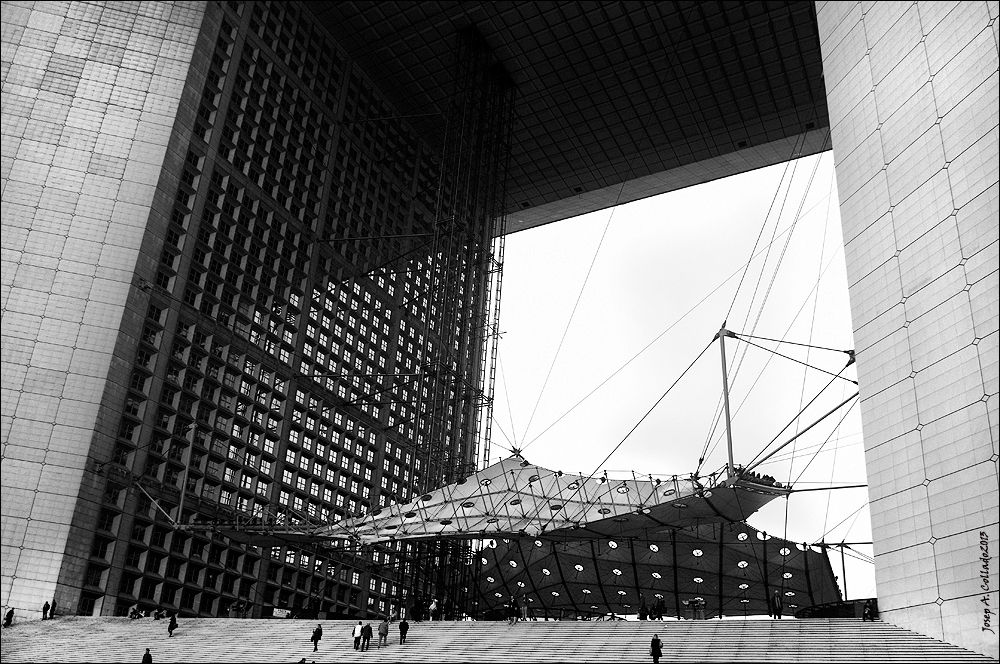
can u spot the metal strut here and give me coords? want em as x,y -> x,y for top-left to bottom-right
717,324 -> 737,479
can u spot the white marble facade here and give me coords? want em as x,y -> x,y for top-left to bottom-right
817,1 -> 999,657
1,0 -> 204,620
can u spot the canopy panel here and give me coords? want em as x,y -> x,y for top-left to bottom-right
475,523 -> 841,619
319,456 -> 789,545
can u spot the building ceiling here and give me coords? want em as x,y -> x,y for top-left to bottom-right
310,1 -> 829,232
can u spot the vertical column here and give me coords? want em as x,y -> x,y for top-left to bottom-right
1,1 -> 205,617
816,1 -> 998,657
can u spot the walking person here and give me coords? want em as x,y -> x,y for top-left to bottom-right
352,621 -> 363,649
3,608 -> 13,628
42,601 -> 50,620
398,618 -> 409,644
141,648 -> 153,664
427,597 -> 438,621
650,633 -> 663,664
49,599 -> 57,619
167,612 -> 178,636
770,590 -> 783,620
310,623 -> 323,652
377,617 -> 389,648
361,621 -> 373,650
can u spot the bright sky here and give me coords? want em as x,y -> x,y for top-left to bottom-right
491,151 -> 877,600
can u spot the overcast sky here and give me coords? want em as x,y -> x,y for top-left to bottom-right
491,152 -> 876,600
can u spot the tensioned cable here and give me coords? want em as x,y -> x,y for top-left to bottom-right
497,353 -> 519,455
696,147 -> 832,474
784,163 -> 835,547
518,216 -> 810,454
817,500 -> 869,543
734,337 -> 856,385
523,339 -> 716,534
723,126 -> 811,323
733,333 -> 850,355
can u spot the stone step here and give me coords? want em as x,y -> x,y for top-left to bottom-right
1,617 -> 994,663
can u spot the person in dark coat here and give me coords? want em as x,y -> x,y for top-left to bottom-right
167,613 -> 178,636
361,622 -> 373,650
50,599 -> 57,619
42,601 -> 50,620
770,590 -> 783,619
310,623 -> 323,651
141,648 -> 153,664
3,608 -> 13,628
650,634 -> 663,664
398,618 -> 409,644
509,597 -> 520,625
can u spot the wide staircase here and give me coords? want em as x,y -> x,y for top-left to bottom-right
1,616 -> 995,663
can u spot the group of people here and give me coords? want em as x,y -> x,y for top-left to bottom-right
307,617 -> 409,653
128,606 -> 178,636
2,598 -> 59,628
638,596 -> 668,621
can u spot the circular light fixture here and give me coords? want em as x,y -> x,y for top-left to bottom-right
693,577 -> 703,584
608,541 -> 618,549
737,533 -> 749,541
737,560 -> 749,568
654,594 -> 663,599
574,564 -> 584,572
486,517 -> 499,523
616,484 -> 629,494
372,508 -> 383,517
779,547 -> 791,556
509,560 -> 518,568
495,592 -> 503,597
438,519 -> 452,525
384,524 -> 397,530
649,544 -> 659,552
618,590 -> 627,596
741,599 -> 750,603
785,591 -> 795,597
422,494 -> 433,501
597,508 -> 611,515
612,568 -> 623,576
404,512 -> 417,518
692,549 -> 704,557
651,572 -> 662,579
509,499 -> 521,506
528,475 -> 539,482
481,557 -> 488,565
550,504 -> 562,512
672,502 -> 688,509
461,501 -> 475,508
582,589 -> 592,594
517,581 -> 525,588
567,482 -> 580,490
783,572 -> 792,579
534,540 -> 543,547
663,488 -> 675,496
541,568 -> 551,576
486,576 -> 495,583
551,591 -> 560,597
739,583 -> 749,590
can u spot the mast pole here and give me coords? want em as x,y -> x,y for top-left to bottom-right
718,324 -> 736,479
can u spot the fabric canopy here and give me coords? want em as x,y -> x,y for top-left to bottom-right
319,456 -> 790,544
474,522 -> 841,619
